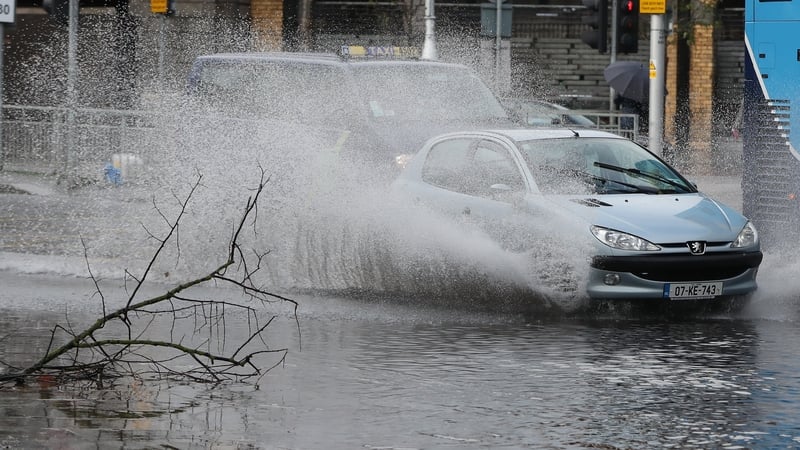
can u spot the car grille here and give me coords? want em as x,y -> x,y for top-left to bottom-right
591,252 -> 763,282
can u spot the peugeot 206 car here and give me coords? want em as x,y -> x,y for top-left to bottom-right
391,128 -> 763,307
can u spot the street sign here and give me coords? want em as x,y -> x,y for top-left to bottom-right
0,0 -> 16,24
150,0 -> 167,14
640,0 -> 666,14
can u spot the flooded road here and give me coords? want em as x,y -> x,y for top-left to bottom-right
1,271 -> 800,449
1,167 -> 800,448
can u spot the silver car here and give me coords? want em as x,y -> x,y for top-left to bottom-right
392,129 -> 762,304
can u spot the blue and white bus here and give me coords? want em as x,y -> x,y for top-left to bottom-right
743,0 -> 800,246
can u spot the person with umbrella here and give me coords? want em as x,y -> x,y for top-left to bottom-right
604,61 -> 649,131
614,94 -> 644,130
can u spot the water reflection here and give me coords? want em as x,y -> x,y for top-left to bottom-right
339,320 -> 765,449
1,295 -> 800,448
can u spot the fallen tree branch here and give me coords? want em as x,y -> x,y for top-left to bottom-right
0,168 -> 298,387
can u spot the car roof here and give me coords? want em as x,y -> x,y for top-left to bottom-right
192,52 -> 343,65
438,128 -> 627,142
191,52 -> 471,69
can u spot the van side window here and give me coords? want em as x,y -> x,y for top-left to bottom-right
192,61 -> 354,126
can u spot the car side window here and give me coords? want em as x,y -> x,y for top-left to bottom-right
470,140 -> 525,195
421,138 -> 472,191
421,138 -> 524,197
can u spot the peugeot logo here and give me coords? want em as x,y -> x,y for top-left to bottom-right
687,241 -> 707,255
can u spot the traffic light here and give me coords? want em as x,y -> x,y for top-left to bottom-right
617,0 -> 639,54
580,0 -> 608,54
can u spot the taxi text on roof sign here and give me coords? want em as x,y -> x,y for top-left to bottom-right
340,45 -> 421,59
151,0 -> 167,13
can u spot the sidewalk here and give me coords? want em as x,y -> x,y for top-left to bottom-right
0,168 -> 60,196
683,135 -> 745,212
693,175 -> 743,212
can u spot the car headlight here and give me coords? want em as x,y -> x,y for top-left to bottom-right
395,153 -> 413,169
591,225 -> 661,251
731,221 -> 758,248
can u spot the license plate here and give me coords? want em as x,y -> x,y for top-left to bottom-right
663,282 -> 723,300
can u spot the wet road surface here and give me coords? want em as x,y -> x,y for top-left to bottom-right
1,271 -> 800,449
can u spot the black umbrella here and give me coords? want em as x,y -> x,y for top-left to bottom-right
604,61 -> 649,103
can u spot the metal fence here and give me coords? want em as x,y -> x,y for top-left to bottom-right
0,104 -> 642,179
0,105 -> 169,176
568,110 -> 642,143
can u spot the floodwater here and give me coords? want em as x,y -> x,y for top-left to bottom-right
1,116 -> 800,449
2,265 -> 800,449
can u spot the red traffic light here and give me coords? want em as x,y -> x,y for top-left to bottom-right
616,0 -> 638,53
624,0 -> 635,11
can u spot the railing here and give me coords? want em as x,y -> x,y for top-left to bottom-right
0,104 -> 645,183
0,105 -> 171,176
568,110 -> 643,143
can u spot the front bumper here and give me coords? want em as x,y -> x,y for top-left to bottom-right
586,251 -> 763,300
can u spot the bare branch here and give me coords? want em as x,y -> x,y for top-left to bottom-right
0,170 -> 297,387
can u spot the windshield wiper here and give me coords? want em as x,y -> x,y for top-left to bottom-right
573,170 -> 659,194
592,161 -> 693,193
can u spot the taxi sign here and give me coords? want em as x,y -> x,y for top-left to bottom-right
151,0 -> 167,14
340,45 -> 420,59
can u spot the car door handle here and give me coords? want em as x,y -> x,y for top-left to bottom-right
462,206 -> 471,215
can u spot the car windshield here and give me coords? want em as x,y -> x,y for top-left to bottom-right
517,137 -> 696,195
351,64 -> 509,124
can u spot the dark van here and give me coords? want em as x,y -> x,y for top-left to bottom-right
186,47 -> 513,176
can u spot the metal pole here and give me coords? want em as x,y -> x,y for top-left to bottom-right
648,13 -> 666,155
158,15 -> 165,88
609,0 -> 618,112
298,0 -> 312,49
421,0 -> 437,60
495,0 -> 501,77
62,0 -> 78,184
0,23 -> 4,171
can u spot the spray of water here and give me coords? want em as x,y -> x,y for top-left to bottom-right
739,253 -> 800,321
6,22 -> 794,319
130,109 -> 595,315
